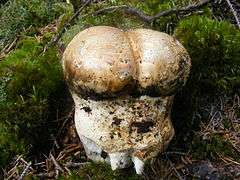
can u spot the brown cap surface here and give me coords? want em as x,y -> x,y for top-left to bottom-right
63,26 -> 191,97
126,29 -> 191,95
63,26 -> 136,96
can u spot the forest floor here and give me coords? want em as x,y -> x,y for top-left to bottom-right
4,94 -> 240,179
1,0 -> 240,179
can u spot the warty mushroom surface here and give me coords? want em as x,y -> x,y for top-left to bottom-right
62,26 -> 191,174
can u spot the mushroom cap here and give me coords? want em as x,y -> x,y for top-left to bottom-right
126,29 -> 191,95
63,26 -> 136,97
63,26 -> 191,97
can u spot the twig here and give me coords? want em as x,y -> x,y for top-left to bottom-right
93,5 -> 127,16
225,0 -> 240,28
149,158 -> 157,175
56,144 -> 81,161
48,0 -> 211,47
51,107 -> 74,151
165,155 -> 184,180
164,151 -> 187,156
0,37 -> 18,60
50,153 -> 64,172
86,174 -> 92,180
18,162 -> 32,180
65,162 -> 89,168
65,144 -> 82,153
151,0 -> 211,21
219,154 -> 240,165
6,165 -> 19,180
93,0 -> 211,23
20,158 -> 29,166
49,0 -> 92,47
5,37 -> 18,53
6,156 -> 21,179
36,172 -> 55,178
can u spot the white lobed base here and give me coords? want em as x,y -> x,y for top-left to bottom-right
79,134 -> 145,175
73,93 -> 174,175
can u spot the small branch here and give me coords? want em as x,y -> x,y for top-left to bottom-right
65,162 -> 89,168
93,0 -> 211,23
48,0 -> 211,48
93,5 -> 128,16
225,0 -> 240,28
18,162 -> 32,180
164,151 -> 187,156
165,155 -> 184,180
123,6 -> 153,22
151,0 -> 211,21
0,37 -> 18,60
49,0 -> 92,47
36,172 -> 55,178
50,153 -> 64,172
51,107 -> 74,151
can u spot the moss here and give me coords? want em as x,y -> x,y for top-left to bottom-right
171,16 -> 240,158
174,16 -> 240,95
172,16 -> 240,121
0,36 -> 65,167
0,0 -> 70,49
0,122 -> 26,166
62,1 -> 146,45
54,2 -> 74,31
1,0 -> 239,175
191,134 -> 239,161
109,0 -> 211,34
62,0 -> 213,44
63,0 -> 192,44
58,162 -> 142,180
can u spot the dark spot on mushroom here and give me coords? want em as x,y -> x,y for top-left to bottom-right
81,106 -> 92,113
131,121 -> 155,133
135,135 -> 143,142
112,117 -> 123,126
109,111 -> 114,114
138,113 -> 143,118
100,150 -> 108,159
117,132 -> 121,138
154,100 -> 161,106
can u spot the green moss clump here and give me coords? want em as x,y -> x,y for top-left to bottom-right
174,16 -> 240,95
62,1 -> 146,45
191,134 -> 239,161
58,162 -> 142,180
171,16 -> 240,158
63,0 -> 192,44
0,122 -> 26,166
62,0 -> 213,44
0,36 -> 64,167
0,0 -> 71,49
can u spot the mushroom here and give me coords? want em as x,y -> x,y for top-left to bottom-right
62,26 -> 191,174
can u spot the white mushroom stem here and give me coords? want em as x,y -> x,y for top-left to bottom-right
132,156 -> 145,175
109,152 -> 131,170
